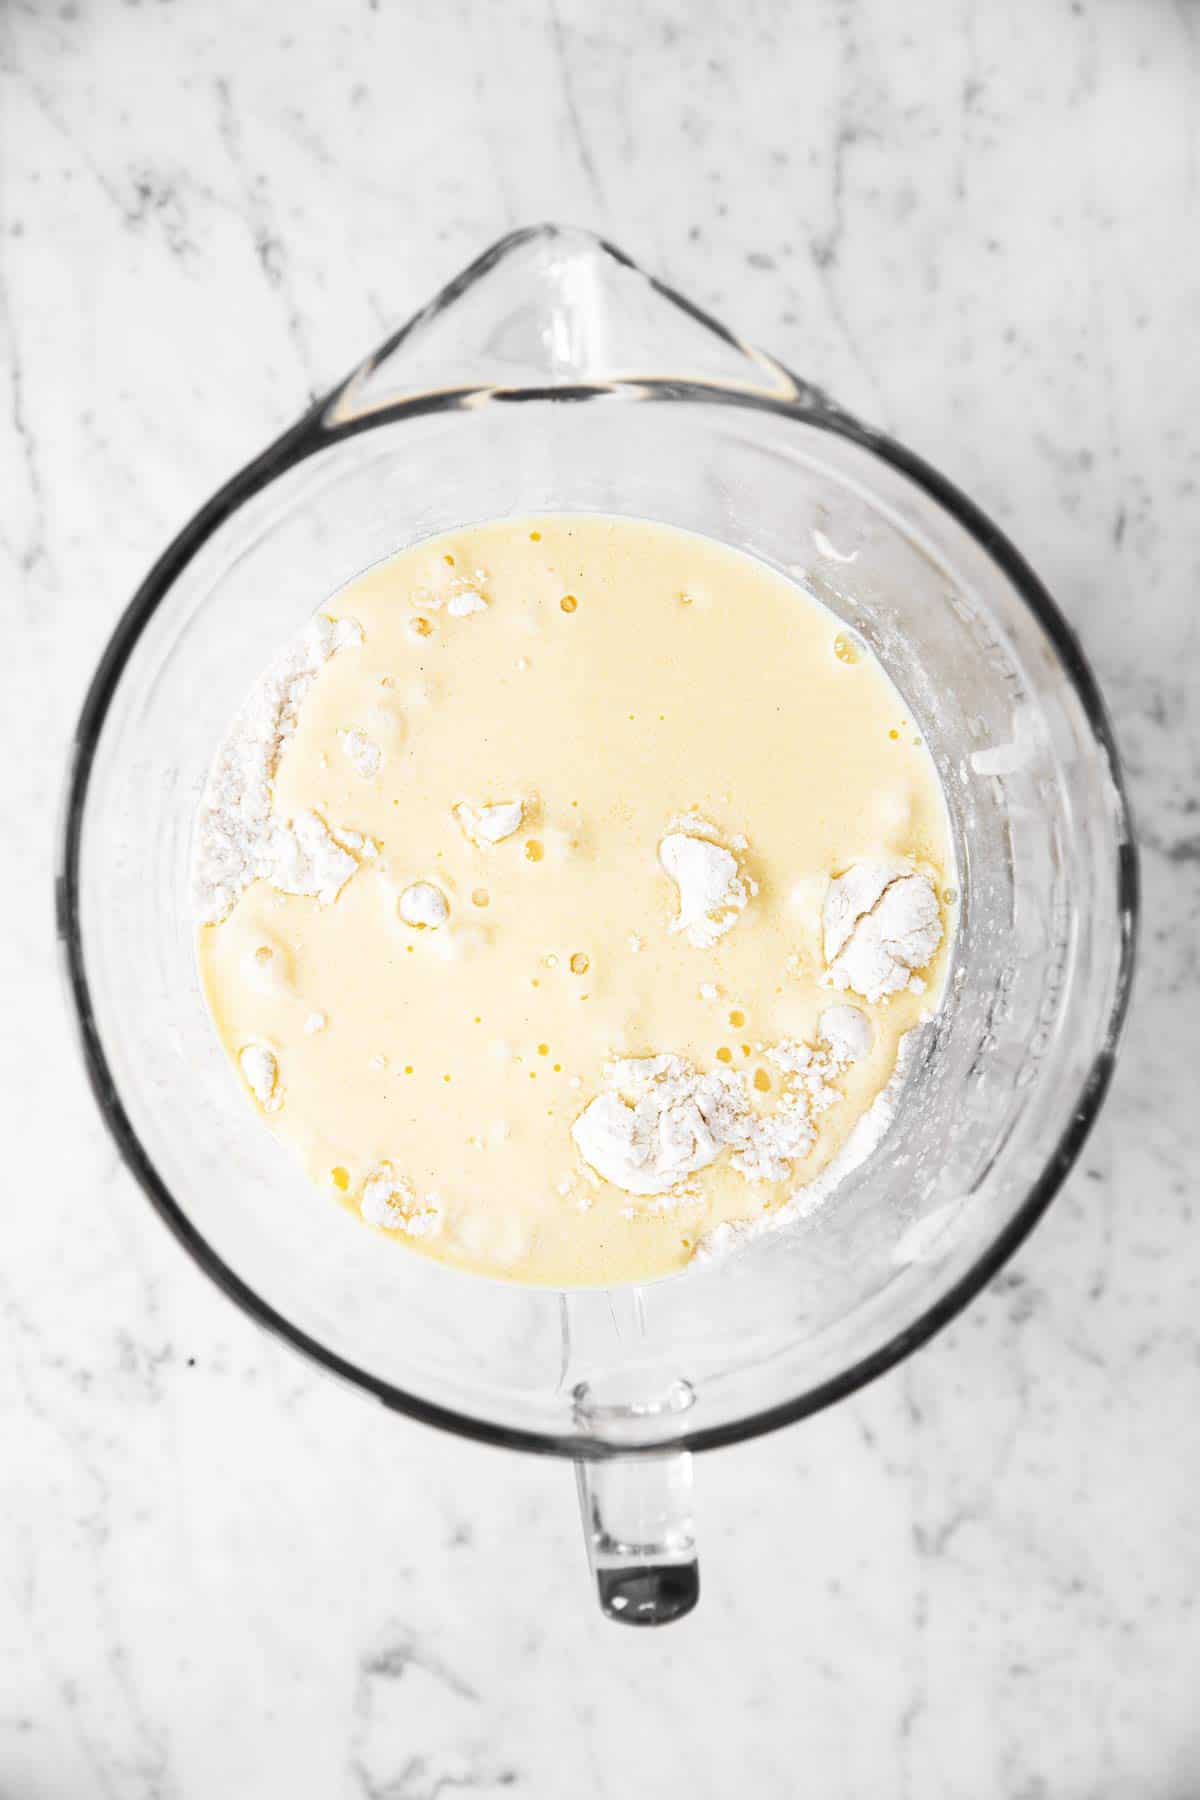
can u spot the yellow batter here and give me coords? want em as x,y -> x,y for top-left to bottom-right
197,515 -> 955,1285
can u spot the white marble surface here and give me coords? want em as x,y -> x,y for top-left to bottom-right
2,0 -> 1198,1793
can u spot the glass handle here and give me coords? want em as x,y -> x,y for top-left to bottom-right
574,1451 -> 699,1626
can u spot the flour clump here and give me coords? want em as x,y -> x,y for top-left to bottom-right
659,827 -> 752,948
194,612 -> 364,923
238,1044 -> 280,1111
823,859 -> 942,1001
398,881 -> 450,929
817,1003 -> 873,1065
360,1164 -> 443,1237
571,1036 -> 864,1199
571,1055 -> 728,1195
454,799 -> 524,846
340,727 -> 382,778
259,810 -> 359,906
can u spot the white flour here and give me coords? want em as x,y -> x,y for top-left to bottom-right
339,727 -> 382,779
238,1044 -> 280,1111
398,881 -> 450,929
817,1003 -> 873,1065
823,859 -> 942,1002
572,1022 -> 869,1201
194,613 -> 364,923
410,568 -> 489,617
360,1163 -> 443,1237
659,825 -> 752,948
446,590 -> 487,617
453,799 -> 524,846
571,1055 -> 739,1196
696,1028 -> 918,1262
259,809 -> 359,906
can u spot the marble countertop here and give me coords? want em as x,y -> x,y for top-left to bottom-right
3,1 -> 1198,1794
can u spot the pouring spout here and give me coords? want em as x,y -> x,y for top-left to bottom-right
324,223 -> 824,427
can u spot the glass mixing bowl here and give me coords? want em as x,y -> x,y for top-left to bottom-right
57,226 -> 1137,1625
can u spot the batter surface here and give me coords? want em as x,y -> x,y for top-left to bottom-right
196,515 -> 955,1284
